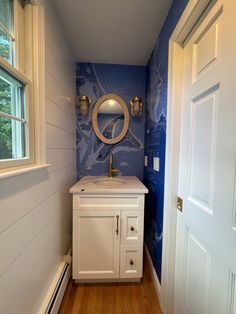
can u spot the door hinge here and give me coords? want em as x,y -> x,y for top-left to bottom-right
177,196 -> 183,212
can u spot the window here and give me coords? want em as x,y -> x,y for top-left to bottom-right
0,67 -> 27,159
0,0 -> 46,176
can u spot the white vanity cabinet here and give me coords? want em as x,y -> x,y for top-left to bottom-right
70,176 -> 148,282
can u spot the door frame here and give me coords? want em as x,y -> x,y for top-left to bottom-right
161,0 -> 216,313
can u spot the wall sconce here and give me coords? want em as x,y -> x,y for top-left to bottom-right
130,96 -> 142,117
78,95 -> 91,116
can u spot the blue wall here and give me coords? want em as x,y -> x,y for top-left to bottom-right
76,63 -> 146,180
144,0 -> 189,281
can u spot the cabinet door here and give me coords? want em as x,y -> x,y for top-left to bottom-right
73,210 -> 120,279
120,211 -> 144,245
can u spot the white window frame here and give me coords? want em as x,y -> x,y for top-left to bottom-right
0,0 -> 48,179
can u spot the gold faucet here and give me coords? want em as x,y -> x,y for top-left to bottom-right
108,153 -> 119,177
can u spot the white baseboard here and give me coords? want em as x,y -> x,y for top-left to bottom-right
49,261 -> 71,314
144,244 -> 161,303
75,278 -> 140,283
38,249 -> 72,314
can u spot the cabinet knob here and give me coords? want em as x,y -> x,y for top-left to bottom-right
130,225 -> 135,231
130,259 -> 134,266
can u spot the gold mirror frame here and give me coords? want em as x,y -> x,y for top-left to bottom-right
92,93 -> 130,145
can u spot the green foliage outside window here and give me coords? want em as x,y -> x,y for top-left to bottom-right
0,34 -> 12,159
0,86 -> 12,159
0,28 -> 11,62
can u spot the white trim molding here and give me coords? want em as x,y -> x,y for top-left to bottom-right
32,4 -> 46,165
144,244 -> 161,302
0,163 -> 50,180
161,1 -> 213,314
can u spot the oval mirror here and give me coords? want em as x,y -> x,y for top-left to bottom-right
92,93 -> 129,144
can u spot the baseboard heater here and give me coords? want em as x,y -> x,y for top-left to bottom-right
39,252 -> 72,314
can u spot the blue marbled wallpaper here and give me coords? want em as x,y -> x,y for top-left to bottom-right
144,0 -> 189,281
76,63 -> 146,180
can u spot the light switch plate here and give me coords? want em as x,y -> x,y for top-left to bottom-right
144,156 -> 148,166
153,157 -> 160,172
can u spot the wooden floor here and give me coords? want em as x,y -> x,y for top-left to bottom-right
59,258 -> 162,314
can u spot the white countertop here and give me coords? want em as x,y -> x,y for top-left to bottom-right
70,176 -> 148,194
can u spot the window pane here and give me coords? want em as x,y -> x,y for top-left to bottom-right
0,116 -> 11,159
0,0 -> 13,32
0,67 -> 25,118
0,27 -> 12,63
0,116 -> 26,160
0,0 -> 14,63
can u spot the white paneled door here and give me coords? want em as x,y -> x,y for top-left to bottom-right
174,1 -> 236,313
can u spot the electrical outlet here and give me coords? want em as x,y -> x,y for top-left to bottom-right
144,156 -> 148,166
153,157 -> 160,172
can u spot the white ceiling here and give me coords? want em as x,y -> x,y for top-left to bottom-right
52,0 -> 172,65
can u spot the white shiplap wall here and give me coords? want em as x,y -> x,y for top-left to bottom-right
0,1 -> 76,313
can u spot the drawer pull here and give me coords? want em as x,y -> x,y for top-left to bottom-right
130,225 -> 135,231
116,215 -> 119,235
130,259 -> 134,266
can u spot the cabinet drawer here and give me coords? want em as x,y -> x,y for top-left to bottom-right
120,245 -> 143,278
73,194 -> 144,211
121,211 -> 144,245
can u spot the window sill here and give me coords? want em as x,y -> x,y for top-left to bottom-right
0,163 -> 51,180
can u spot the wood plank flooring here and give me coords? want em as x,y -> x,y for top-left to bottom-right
59,258 -> 162,314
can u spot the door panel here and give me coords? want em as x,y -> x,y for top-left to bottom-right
228,272 -> 236,314
188,88 -> 219,214
193,11 -> 222,80
182,229 -> 210,314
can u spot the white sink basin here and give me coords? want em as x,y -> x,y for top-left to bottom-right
93,178 -> 126,186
